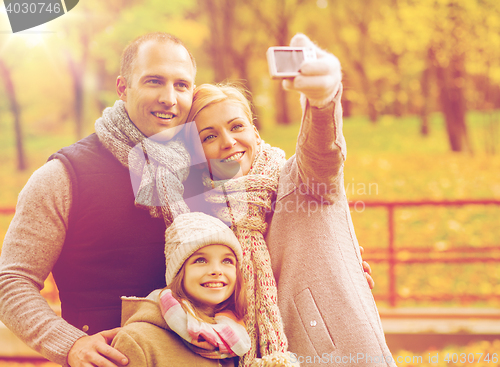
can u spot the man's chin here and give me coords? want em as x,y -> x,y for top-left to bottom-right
148,125 -> 183,142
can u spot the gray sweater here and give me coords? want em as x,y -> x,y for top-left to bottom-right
0,159 -> 85,366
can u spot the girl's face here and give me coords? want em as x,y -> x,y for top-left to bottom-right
195,100 -> 259,180
183,244 -> 237,314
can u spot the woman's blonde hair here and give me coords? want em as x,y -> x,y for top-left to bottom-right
186,83 -> 254,126
166,247 -> 247,323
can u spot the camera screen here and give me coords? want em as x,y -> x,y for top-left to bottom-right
274,49 -> 304,73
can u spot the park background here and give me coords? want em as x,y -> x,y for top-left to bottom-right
1,0 -> 500,365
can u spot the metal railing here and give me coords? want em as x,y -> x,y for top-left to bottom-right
349,199 -> 500,307
2,200 -> 500,308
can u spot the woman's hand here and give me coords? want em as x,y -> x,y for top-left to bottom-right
68,328 -> 128,367
282,33 -> 342,108
360,246 -> 375,290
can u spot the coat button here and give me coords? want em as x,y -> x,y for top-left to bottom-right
310,320 -> 317,327
82,325 -> 89,332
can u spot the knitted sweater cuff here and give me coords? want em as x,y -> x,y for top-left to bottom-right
42,322 -> 87,366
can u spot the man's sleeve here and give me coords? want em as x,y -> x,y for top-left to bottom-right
0,159 -> 87,366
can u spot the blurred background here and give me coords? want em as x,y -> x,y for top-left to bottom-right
1,0 -> 500,365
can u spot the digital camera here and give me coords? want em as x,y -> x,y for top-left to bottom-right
266,46 -> 316,79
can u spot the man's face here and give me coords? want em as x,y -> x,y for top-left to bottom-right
116,40 -> 195,140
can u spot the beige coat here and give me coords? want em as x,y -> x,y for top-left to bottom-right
112,296 -> 236,367
266,93 -> 396,366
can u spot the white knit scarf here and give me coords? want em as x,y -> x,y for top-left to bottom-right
203,142 -> 296,367
94,100 -> 191,226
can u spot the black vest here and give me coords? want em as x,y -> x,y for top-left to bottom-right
49,134 -> 166,334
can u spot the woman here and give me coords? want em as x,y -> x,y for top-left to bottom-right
185,34 -> 395,367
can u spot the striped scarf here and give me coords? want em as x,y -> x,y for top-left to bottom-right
203,142 -> 297,367
94,100 -> 191,226
159,289 -> 251,359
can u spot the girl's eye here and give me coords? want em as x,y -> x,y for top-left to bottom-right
193,257 -> 207,264
222,258 -> 235,265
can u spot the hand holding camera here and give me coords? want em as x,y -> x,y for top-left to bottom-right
267,33 -> 342,108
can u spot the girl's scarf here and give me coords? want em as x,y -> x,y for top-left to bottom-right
159,289 -> 251,359
203,142 -> 291,367
94,100 -> 190,226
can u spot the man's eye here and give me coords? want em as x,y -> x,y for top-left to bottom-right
176,82 -> 189,89
148,80 -> 161,85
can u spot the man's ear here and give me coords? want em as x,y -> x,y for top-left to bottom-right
116,76 -> 127,101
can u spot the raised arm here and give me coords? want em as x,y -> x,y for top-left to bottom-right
283,34 -> 346,203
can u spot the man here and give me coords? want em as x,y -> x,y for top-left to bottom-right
0,32 -> 374,367
0,33 -> 195,367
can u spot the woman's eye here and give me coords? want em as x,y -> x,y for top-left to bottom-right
202,134 -> 216,143
231,124 -> 244,131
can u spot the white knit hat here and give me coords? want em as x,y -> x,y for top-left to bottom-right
164,212 -> 243,285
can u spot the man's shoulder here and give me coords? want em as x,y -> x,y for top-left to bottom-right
50,133 -> 101,158
49,133 -> 118,171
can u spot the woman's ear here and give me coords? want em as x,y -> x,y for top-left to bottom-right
253,125 -> 262,144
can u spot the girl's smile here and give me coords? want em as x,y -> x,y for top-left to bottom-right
183,244 -> 237,314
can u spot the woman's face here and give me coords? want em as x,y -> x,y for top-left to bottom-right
195,100 -> 259,180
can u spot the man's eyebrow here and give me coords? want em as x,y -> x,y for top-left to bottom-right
198,117 -> 243,135
141,74 -> 164,81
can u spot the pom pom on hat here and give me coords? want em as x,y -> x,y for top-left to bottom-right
164,212 -> 243,285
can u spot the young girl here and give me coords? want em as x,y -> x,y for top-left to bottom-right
112,212 -> 250,367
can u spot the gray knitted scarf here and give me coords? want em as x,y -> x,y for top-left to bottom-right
95,100 -> 191,226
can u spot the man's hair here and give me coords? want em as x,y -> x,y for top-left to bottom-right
120,32 -> 197,86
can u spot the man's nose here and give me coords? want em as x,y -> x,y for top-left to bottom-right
158,85 -> 176,106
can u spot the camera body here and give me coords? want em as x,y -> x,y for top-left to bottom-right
266,46 -> 316,79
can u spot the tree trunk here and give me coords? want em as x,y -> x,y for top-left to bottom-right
274,1 -> 292,125
0,59 -> 26,170
431,1 -> 472,153
419,48 -> 432,136
204,0 -> 232,82
434,51 -> 470,152
67,33 -> 88,140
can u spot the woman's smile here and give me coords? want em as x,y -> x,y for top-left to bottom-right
195,100 -> 259,180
